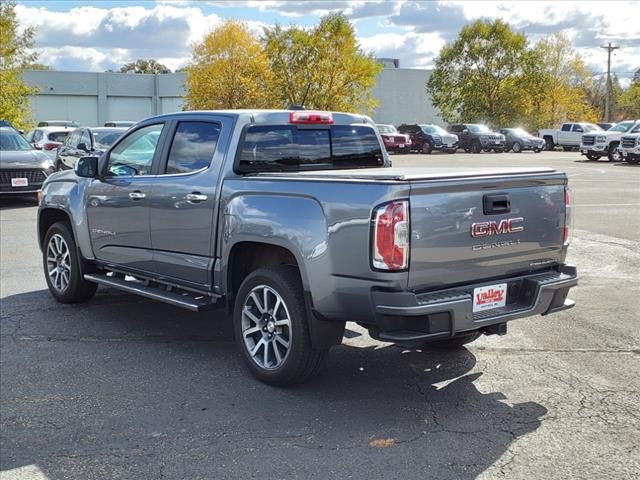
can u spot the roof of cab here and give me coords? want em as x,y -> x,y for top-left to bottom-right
139,109 -> 373,125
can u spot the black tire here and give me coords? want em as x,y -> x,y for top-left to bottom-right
43,221 -> 98,303
563,146 -> 573,152
233,265 -> 326,386
533,148 -> 542,153
471,141 -> 482,154
446,149 -> 456,154
423,331 -> 482,351
586,153 -> 600,161
464,148 -> 471,153
607,143 -> 622,162
544,137 -> 555,151
494,148 -> 504,153
421,142 -> 432,154
512,141 -> 522,153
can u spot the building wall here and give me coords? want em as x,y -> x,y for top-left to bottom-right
23,68 -> 441,127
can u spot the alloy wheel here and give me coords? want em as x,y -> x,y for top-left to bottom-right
46,233 -> 71,292
241,285 -> 292,370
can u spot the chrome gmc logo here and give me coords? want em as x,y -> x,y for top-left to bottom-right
471,217 -> 524,238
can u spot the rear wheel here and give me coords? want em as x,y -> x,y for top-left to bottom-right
43,222 -> 97,303
512,141 -> 522,153
423,331 -> 482,351
544,137 -> 555,151
233,265 -> 326,386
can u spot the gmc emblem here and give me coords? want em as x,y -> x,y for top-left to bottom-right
471,217 -> 524,238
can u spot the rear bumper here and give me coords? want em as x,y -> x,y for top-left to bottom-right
370,265 -> 578,343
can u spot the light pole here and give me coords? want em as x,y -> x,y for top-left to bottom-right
601,42 -> 619,122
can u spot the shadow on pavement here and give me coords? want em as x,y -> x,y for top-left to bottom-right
1,287 -> 547,479
0,196 -> 38,210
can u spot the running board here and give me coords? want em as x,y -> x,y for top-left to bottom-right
84,273 -> 220,312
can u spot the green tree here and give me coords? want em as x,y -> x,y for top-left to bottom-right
426,19 -> 529,127
184,20 -> 276,110
118,59 -> 171,74
263,13 -> 382,113
0,0 -> 38,130
618,80 -> 640,118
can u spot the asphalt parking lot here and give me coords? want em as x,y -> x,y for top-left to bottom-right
1,151 -> 638,480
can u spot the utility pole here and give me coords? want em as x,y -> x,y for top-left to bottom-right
601,42 -> 619,122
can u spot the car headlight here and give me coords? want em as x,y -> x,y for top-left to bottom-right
596,136 -> 607,143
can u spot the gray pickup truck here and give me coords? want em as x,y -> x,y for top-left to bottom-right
37,110 -> 578,385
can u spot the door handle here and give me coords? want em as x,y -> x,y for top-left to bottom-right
129,191 -> 146,200
186,193 -> 208,202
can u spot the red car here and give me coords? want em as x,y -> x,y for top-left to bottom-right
376,124 -> 411,153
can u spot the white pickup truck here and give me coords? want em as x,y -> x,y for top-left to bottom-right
618,123 -> 640,164
580,120 -> 640,161
539,123 -> 603,151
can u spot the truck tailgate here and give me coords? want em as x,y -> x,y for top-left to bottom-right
407,173 -> 567,291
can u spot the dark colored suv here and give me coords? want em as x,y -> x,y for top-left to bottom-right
397,124 -> 459,154
448,124 -> 505,153
498,128 -> 545,153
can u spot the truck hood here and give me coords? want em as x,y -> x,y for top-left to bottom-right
0,150 -> 52,170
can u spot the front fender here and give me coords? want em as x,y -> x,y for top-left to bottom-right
38,172 -> 94,260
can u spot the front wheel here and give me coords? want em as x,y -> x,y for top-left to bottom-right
607,144 -> 622,162
533,148 -> 542,153
421,142 -> 432,154
233,266 -> 327,386
471,141 -> 482,154
423,331 -> 482,351
43,222 -> 97,303
512,141 -> 522,153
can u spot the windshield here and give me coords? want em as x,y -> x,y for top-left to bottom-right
93,130 -> 124,148
0,129 -> 33,151
631,124 -> 640,133
420,125 -> 447,135
468,124 -> 491,133
376,125 -> 397,134
609,121 -> 635,133
511,128 -> 533,137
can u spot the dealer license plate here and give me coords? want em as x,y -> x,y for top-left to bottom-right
473,283 -> 507,313
399,144 -> 404,148
494,140 -> 501,145
11,178 -> 28,187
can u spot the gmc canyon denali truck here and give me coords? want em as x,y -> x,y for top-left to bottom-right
37,110 -> 578,386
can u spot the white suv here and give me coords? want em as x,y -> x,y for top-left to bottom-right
580,120 -> 640,161
24,127 -> 73,160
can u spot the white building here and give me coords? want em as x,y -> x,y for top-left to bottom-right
23,64 -> 442,127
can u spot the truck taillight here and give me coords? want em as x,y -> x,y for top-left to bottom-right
289,111 -> 333,124
372,200 -> 409,270
43,143 -> 59,151
564,187 -> 573,246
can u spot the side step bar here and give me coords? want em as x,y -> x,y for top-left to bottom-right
84,273 -> 220,312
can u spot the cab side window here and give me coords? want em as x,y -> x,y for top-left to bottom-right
572,124 -> 583,133
164,121 -> 221,174
561,124 -> 572,132
107,124 -> 164,177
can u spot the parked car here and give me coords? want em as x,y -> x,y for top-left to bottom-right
56,127 -> 127,170
37,109 -> 577,386
618,123 -> 640,164
376,124 -> 411,153
447,124 -> 505,153
104,121 -> 136,128
539,123 -> 602,151
397,124 -> 458,154
0,126 -> 54,199
580,119 -> 640,161
499,128 -> 545,153
37,120 -> 78,128
597,122 -> 616,131
24,127 -> 73,160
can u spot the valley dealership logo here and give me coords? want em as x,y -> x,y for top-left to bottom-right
471,217 -> 524,238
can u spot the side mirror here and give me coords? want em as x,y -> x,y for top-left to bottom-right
75,156 -> 99,178
77,142 -> 90,152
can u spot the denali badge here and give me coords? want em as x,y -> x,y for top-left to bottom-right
471,217 -> 524,238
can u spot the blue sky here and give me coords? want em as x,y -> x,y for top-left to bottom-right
16,1 -> 640,82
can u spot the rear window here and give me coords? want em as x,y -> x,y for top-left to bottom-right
238,124 -> 383,172
48,131 -> 69,143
